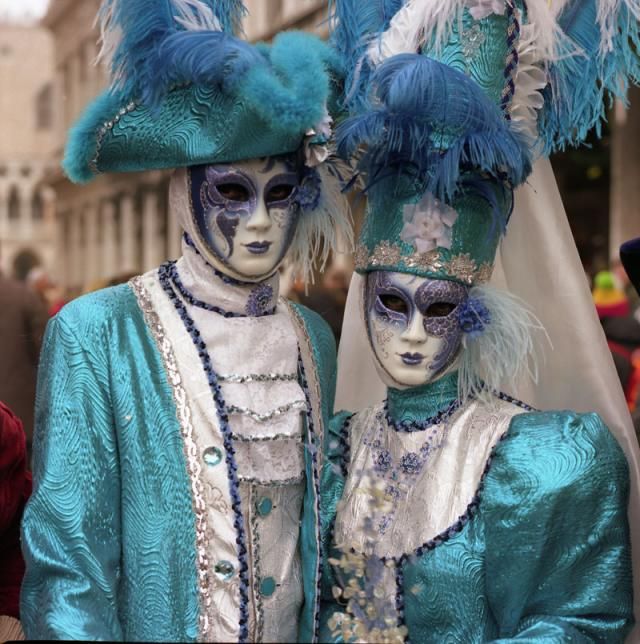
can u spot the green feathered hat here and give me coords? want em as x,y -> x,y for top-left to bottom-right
333,0 -> 640,285
63,0 -> 342,184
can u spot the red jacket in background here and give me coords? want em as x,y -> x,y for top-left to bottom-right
0,401 -> 32,619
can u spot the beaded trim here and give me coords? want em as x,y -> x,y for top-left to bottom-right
166,260 -> 276,318
157,265 -> 251,643
90,100 -> 138,176
384,398 -> 463,433
394,564 -> 407,642
249,484 -> 265,642
297,349 -> 324,643
218,373 -> 298,384
354,242 -> 493,285
230,432 -> 304,443
339,415 -> 354,478
238,474 -> 305,486
227,401 -> 308,423
501,0 -> 521,119
130,276 -> 213,639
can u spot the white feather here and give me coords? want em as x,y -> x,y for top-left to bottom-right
596,0 -> 640,54
457,284 -> 549,405
172,0 -> 222,31
288,162 -> 354,285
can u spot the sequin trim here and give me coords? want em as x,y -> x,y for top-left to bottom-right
238,474 -> 305,486
230,432 -> 304,443
218,373 -> 298,384
90,101 -> 138,176
157,264 -> 251,643
297,349 -> 324,643
227,401 -> 307,422
354,242 -> 493,286
394,563 -> 408,643
130,276 -> 213,640
339,415 -> 354,479
249,484 -> 265,642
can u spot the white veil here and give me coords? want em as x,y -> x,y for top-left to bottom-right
335,158 -> 640,636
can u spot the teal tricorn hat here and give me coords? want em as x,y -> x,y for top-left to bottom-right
63,0 -> 342,183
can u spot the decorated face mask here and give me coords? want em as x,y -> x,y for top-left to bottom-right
188,157 -> 302,279
365,271 -> 469,387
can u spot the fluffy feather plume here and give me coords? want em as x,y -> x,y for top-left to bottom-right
458,284 -> 547,405
540,0 -> 640,152
329,0 -> 404,112
336,54 -> 531,200
288,160 -> 354,285
96,0 -> 247,101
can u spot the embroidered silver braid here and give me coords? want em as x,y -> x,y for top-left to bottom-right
131,276 -> 213,639
249,485 -> 265,642
227,401 -> 308,422
230,432 -> 304,443
218,373 -> 298,383
238,474 -> 305,486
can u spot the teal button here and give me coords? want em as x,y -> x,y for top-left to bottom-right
260,576 -> 277,597
203,446 -> 223,467
214,560 -> 234,580
256,496 -> 273,517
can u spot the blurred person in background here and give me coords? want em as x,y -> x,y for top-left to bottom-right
593,269 -> 640,420
289,259 -> 351,344
0,402 -> 31,642
0,249 -> 48,451
621,238 -> 640,437
26,266 -> 66,317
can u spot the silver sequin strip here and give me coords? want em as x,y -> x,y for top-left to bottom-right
238,474 -> 305,487
218,373 -> 298,384
90,101 -> 138,175
131,277 -> 213,639
227,401 -> 308,422
230,432 -> 304,443
249,485 -> 265,643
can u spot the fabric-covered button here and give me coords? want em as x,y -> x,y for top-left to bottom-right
214,560 -> 235,580
256,496 -> 273,517
203,446 -> 223,466
260,576 -> 276,597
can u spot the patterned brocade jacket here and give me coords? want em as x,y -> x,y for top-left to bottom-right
319,377 -> 635,643
20,261 -> 337,643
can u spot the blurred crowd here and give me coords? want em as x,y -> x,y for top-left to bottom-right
592,261 -> 640,433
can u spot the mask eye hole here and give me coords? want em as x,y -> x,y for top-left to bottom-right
379,294 -> 409,314
217,183 -> 250,202
425,302 -> 456,318
266,184 -> 295,203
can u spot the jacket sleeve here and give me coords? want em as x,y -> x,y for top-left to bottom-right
484,411 -> 634,643
20,312 -> 123,640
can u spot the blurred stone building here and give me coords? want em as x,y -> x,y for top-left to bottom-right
0,24 -> 56,279
42,0 -> 328,295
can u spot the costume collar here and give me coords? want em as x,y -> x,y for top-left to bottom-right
175,237 -> 280,318
387,371 -> 459,425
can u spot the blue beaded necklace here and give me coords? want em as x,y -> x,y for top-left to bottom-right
163,260 -> 276,318
383,397 -> 463,433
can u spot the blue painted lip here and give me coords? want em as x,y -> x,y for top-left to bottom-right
244,241 -> 272,255
400,352 -> 425,366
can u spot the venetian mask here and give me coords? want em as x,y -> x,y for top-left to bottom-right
188,157 -> 302,279
365,271 -> 469,386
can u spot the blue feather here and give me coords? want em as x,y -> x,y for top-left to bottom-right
539,0 -> 640,153
99,0 -> 247,101
336,54 -> 531,200
329,0 -> 404,113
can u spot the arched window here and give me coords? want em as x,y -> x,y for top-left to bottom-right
8,186 -> 20,221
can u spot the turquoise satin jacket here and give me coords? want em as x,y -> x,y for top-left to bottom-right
20,282 -> 336,642
320,389 -> 634,642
